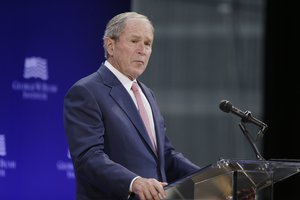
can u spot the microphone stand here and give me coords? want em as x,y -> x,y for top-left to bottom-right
238,120 -> 265,161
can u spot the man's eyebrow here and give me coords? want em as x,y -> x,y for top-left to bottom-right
130,35 -> 141,39
130,34 -> 152,39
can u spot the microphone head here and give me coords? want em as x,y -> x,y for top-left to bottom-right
219,100 -> 232,113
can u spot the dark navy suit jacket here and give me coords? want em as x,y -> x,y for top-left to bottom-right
63,64 -> 200,200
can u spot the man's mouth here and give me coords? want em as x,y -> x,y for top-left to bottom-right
134,60 -> 144,65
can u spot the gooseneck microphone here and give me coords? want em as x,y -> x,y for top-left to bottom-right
219,100 -> 268,129
219,100 -> 267,160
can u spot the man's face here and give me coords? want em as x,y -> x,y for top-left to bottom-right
106,18 -> 153,80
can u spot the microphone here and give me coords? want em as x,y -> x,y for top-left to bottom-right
219,100 -> 268,129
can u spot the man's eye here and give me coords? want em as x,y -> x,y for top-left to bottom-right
131,40 -> 138,43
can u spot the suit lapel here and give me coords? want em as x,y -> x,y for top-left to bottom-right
98,65 -> 157,157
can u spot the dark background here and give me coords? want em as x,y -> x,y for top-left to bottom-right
264,1 -> 298,199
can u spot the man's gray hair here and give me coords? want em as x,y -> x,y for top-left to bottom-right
102,12 -> 154,58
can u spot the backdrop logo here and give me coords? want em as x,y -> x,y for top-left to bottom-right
11,56 -> 58,101
56,149 -> 75,179
0,135 -> 6,156
0,134 -> 17,178
24,57 -> 49,80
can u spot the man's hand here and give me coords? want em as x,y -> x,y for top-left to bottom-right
132,177 -> 168,200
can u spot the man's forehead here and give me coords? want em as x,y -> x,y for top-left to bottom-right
123,22 -> 153,39
125,18 -> 153,30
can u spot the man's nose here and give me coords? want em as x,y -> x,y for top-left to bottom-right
137,42 -> 146,54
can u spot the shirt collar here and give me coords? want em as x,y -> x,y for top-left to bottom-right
104,60 -> 136,92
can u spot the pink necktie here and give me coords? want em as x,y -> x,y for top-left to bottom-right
131,82 -> 157,151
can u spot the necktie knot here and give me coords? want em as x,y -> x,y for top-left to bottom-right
131,82 -> 139,93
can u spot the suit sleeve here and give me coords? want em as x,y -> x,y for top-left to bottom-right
147,87 -> 201,183
163,135 -> 201,183
63,84 -> 136,199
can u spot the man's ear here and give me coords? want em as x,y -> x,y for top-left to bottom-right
105,37 -> 115,56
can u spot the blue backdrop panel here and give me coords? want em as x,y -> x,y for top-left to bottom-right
0,1 -> 130,199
